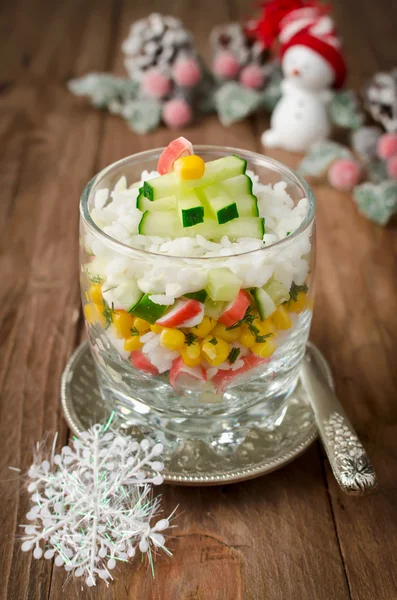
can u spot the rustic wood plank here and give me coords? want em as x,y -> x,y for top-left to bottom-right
0,0 -> 117,599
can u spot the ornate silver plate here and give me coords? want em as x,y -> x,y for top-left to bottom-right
61,341 -> 333,485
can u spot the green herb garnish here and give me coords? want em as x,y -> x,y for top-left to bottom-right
185,332 -> 198,346
289,282 -> 308,302
286,231 -> 291,236
227,347 -> 241,364
102,299 -> 114,328
248,323 -> 273,343
91,275 -> 102,284
226,305 -> 256,330
209,337 -> 218,345
130,327 -> 139,336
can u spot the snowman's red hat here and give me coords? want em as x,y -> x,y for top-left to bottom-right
252,1 -> 347,88
279,7 -> 347,88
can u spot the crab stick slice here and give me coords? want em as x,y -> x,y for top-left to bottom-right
157,137 -> 194,175
156,299 -> 204,328
218,290 -> 251,327
169,357 -> 207,391
212,354 -> 268,393
130,350 -> 159,375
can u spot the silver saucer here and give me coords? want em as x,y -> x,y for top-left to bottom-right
61,341 -> 333,485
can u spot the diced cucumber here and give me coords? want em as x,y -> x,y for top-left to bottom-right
86,255 -> 108,280
253,288 -> 276,320
185,290 -> 208,302
138,211 -> 183,237
178,192 -> 204,228
137,193 -> 177,212
221,174 -> 254,196
263,279 -> 290,305
143,155 -> 247,200
218,217 -> 264,240
143,172 -> 179,201
204,297 -> 225,319
201,184 -> 239,224
110,280 -> 143,312
234,195 -> 259,217
206,268 -> 242,302
129,181 -> 142,189
130,293 -> 170,324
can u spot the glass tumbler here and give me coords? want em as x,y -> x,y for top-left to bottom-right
80,147 -> 315,453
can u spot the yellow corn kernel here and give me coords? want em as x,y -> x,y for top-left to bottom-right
181,341 -> 201,366
133,317 -> 151,334
201,336 -> 230,367
256,318 -> 276,336
272,306 -> 292,330
174,155 -> 205,180
88,283 -> 103,305
150,323 -> 164,334
239,325 -> 256,348
124,335 -> 143,352
287,291 -> 307,314
191,316 -> 216,338
84,303 -> 106,328
251,337 -> 277,358
160,328 -> 185,350
112,310 -> 135,339
85,291 -> 89,302
211,323 -> 241,343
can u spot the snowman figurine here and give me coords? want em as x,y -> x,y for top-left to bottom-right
259,3 -> 347,152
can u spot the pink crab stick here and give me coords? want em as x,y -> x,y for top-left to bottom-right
169,357 -> 207,391
218,290 -> 251,327
157,137 -> 194,175
212,354 -> 268,393
156,298 -> 203,328
130,350 -> 159,375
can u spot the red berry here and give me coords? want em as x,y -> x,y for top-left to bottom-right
213,52 -> 240,79
387,155 -> 397,180
328,159 -> 361,191
172,58 -> 202,87
239,64 -> 265,90
142,70 -> 171,99
376,133 -> 397,160
162,99 -> 193,129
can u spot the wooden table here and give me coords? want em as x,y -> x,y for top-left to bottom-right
1,0 -> 397,598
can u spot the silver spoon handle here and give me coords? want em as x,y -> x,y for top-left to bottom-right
300,352 -> 378,495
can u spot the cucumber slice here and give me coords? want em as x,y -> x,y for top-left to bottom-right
206,268 -> 242,302
138,211 -> 183,237
185,290 -> 208,302
178,192 -> 204,228
130,293 -> 170,324
210,198 -> 239,224
143,155 -> 247,200
263,279 -> 290,305
137,193 -> 177,212
253,288 -> 276,320
221,174 -> 254,196
110,280 -> 143,312
204,297 -> 225,319
234,195 -> 259,217
218,217 -> 264,240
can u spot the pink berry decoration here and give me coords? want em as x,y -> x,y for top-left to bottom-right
172,58 -> 202,87
162,98 -> 193,129
213,52 -> 240,79
387,155 -> 397,180
142,70 -> 172,99
328,159 -> 361,191
376,133 -> 397,160
239,64 -> 265,89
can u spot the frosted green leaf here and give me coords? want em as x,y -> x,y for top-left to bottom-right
68,74 -> 139,109
366,158 -> 388,184
215,82 -> 261,126
122,100 -> 162,134
353,180 -> 397,225
298,141 -> 353,177
351,126 -> 382,161
329,90 -> 364,130
260,66 -> 282,112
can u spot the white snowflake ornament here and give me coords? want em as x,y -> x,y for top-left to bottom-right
21,424 -> 174,587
